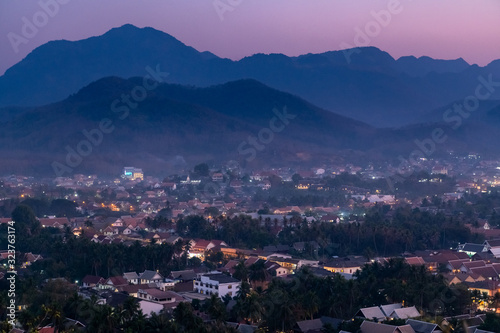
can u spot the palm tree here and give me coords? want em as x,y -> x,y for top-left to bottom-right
300,290 -> 319,320
63,293 -> 83,321
248,260 -> 269,288
236,281 -> 251,300
87,305 -> 118,333
173,302 -> 204,331
232,261 -> 248,282
239,291 -> 264,324
490,291 -> 500,311
145,312 -> 174,332
206,295 -> 226,322
120,296 -> 141,323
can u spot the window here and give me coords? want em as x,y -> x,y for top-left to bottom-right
228,285 -> 232,289
228,292 -> 232,296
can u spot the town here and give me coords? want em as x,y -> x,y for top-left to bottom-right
2,155 -> 500,332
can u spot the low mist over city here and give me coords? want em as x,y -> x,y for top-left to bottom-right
1,1 -> 500,332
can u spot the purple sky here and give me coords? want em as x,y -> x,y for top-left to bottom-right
1,0 -> 499,75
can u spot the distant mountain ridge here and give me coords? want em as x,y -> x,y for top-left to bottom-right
0,77 -> 376,175
1,24 -> 499,126
1,76 -> 500,176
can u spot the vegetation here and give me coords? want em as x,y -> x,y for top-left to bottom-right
0,258 -> 481,332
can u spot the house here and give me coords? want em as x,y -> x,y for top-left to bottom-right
122,226 -> 134,235
446,259 -> 471,273
470,266 -> 499,280
103,226 -> 117,237
116,283 -> 152,297
484,239 -> 500,251
220,260 -> 240,275
458,243 -> 487,257
465,280 -> 500,297
22,252 -> 43,268
220,247 -> 254,259
150,232 -> 173,244
169,269 -> 197,282
319,215 -> 340,223
82,275 -> 105,288
460,260 -> 486,273
418,250 -> 470,271
260,180 -> 271,190
264,261 -> 289,277
360,321 -> 416,333
189,239 -> 215,258
137,289 -> 179,304
309,267 -> 336,278
110,218 -> 124,227
123,272 -> 139,285
389,306 -> 421,319
106,292 -> 164,318
405,319 -> 440,333
105,276 -> 128,288
267,256 -> 318,273
295,317 -> 342,333
405,257 -> 426,266
39,217 -> 69,229
445,272 -> 483,285
490,247 -> 500,259
137,299 -> 164,317
380,303 -> 402,317
165,235 -> 182,245
212,173 -> 224,182
296,180 -> 311,190
139,270 -> 164,284
0,218 -> 12,224
273,206 -> 302,214
471,251 -> 497,263
366,194 -> 396,204
355,306 -> 386,322
323,258 -> 365,275
91,235 -> 112,244
431,166 -> 447,175
193,273 -> 241,299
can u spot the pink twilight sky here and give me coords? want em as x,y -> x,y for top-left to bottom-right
0,0 -> 499,75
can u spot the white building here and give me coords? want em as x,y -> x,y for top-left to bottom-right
137,288 -> 178,304
193,273 -> 241,299
123,272 -> 139,284
367,194 -> 395,204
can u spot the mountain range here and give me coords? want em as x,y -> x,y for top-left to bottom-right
1,24 -> 499,127
1,24 -> 500,176
1,76 -> 500,176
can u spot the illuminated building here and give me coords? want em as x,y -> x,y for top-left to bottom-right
123,167 -> 144,181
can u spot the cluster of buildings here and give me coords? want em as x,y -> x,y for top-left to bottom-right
401,240 -> 500,303
2,152 -> 500,223
79,267 -> 242,316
